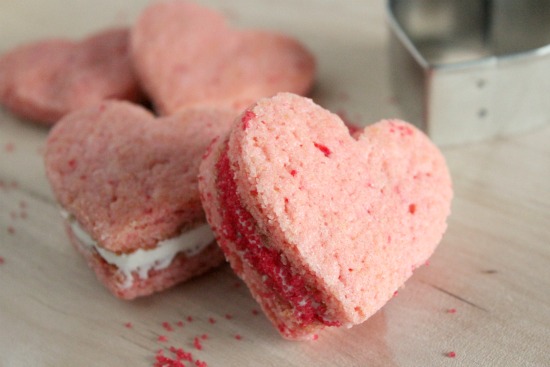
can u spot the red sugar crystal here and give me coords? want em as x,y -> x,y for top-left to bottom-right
195,360 -> 208,367
186,316 -> 193,322
447,351 -> 456,358
409,203 -> 416,214
176,321 -> 184,327
234,334 -> 243,341
290,169 -> 297,177
393,291 -> 399,297
313,142 -> 331,157
158,335 -> 168,343
169,347 -> 193,362
447,308 -> 457,314
162,322 -> 174,332
4,142 -> 15,152
208,317 -> 216,324
124,322 -> 133,329
241,110 -> 256,130
193,337 -> 203,350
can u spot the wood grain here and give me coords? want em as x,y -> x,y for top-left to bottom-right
1,1 -> 549,366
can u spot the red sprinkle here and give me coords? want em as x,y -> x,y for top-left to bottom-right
193,337 -> 203,350
447,351 -> 456,358
234,334 -> 243,341
200,334 -> 208,340
195,360 -> 208,367
208,317 -> 216,324
124,322 -> 133,329
252,309 -> 260,316
4,142 -> 15,152
169,346 -> 193,362
241,110 -> 256,130
409,203 -> 416,214
393,291 -> 399,297
158,335 -> 168,343
176,321 -> 184,328
162,322 -> 174,332
224,314 -> 233,320
186,316 -> 193,322
313,142 -> 331,157
312,334 -> 319,341
447,308 -> 457,314
290,169 -> 297,177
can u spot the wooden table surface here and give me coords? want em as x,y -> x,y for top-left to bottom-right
1,1 -> 549,366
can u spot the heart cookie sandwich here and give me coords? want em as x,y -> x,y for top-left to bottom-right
45,101 -> 234,299
198,93 -> 453,339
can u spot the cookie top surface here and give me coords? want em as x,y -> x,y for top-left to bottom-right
226,93 -> 453,323
0,28 -> 141,124
45,101 -> 235,252
131,0 -> 315,115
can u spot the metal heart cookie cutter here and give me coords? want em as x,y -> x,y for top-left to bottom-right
387,0 -> 550,146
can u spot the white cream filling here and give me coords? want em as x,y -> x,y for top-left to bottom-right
61,210 -> 215,288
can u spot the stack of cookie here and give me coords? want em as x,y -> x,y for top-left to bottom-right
0,0 -> 452,341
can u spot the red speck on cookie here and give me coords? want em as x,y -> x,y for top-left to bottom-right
186,316 -> 193,322
162,322 -> 174,332
241,110 -> 256,130
234,334 -> 243,341
313,142 -> 331,157
409,204 -> 416,214
124,322 -> 133,328
224,314 -> 233,320
446,351 -> 456,358
0,256 -> 5,265
195,360 -> 208,367
68,159 -> 77,170
393,290 -> 398,297
176,321 -> 184,328
447,308 -> 457,314
208,317 -> 216,324
252,309 -> 260,316
7,226 -> 15,235
290,169 -> 297,177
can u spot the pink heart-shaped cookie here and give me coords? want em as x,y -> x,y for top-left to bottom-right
131,0 -> 315,115
0,28 -> 142,125
199,93 -> 453,340
45,101 -> 235,299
